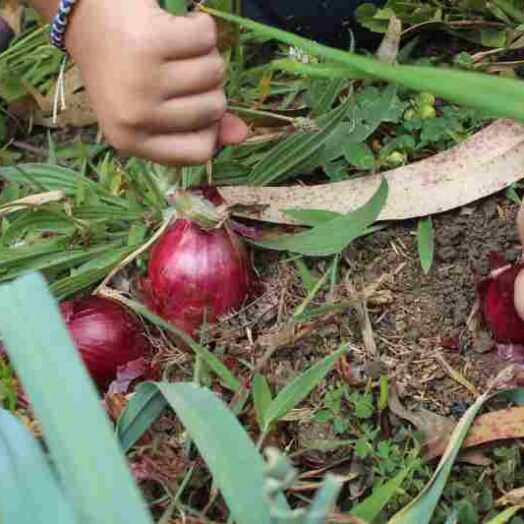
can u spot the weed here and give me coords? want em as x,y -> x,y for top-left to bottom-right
0,358 -> 16,411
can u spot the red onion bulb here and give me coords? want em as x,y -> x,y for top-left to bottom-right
146,217 -> 252,337
0,17 -> 14,53
60,297 -> 149,387
479,255 -> 524,344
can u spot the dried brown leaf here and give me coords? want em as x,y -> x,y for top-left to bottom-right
9,65 -> 97,128
389,384 -> 490,465
222,120 -> 524,224
376,16 -> 402,64
426,406 -> 524,461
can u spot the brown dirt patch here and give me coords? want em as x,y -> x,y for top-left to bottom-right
212,193 -> 521,418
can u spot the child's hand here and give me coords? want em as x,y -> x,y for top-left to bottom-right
66,0 -> 248,165
515,200 -> 524,319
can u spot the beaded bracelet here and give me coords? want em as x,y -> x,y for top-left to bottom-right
49,0 -> 79,51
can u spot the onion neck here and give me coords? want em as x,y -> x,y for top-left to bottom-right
173,189 -> 228,229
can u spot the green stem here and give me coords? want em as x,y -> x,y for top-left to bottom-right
161,0 -> 187,16
228,104 -> 295,122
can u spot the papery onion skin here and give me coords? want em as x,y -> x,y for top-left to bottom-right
0,17 -> 13,53
146,219 -> 252,337
480,262 -> 524,344
60,297 -> 149,387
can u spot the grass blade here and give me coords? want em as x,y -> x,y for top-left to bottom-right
204,7 -> 524,122
484,507 -> 521,524
252,374 -> 273,431
249,100 -> 350,186
292,259 -> 334,318
0,273 -> 153,524
0,408 -> 78,524
444,509 -> 459,524
263,345 -> 347,432
0,163 -> 122,205
117,382 -> 168,452
306,78 -> 346,117
122,298 -> 243,393
417,217 -> 434,275
350,467 -> 411,522
118,382 -> 276,524
388,388 -> 495,524
251,178 -> 388,256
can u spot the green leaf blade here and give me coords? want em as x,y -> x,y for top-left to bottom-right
249,101 -> 351,186
351,467 -> 410,522
0,273 -> 153,524
117,382 -> 168,452
388,390 -> 493,524
263,345 -> 347,430
417,217 -> 435,274
0,408 -> 78,524
118,382 -> 275,524
252,178 -> 388,256
252,374 -> 273,431
205,7 -> 524,123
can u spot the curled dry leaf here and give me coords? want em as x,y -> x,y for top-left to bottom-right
389,384 -> 489,465
106,357 -> 161,396
426,406 -> 524,461
222,120 -> 524,225
103,392 -> 127,422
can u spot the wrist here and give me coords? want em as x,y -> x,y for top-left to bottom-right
62,0 -> 90,55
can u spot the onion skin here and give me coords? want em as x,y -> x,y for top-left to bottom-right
479,258 -> 524,344
60,297 -> 149,387
146,219 -> 252,337
0,17 -> 13,53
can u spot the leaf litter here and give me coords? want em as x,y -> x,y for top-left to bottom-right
4,3 -> 524,522
222,120 -> 524,225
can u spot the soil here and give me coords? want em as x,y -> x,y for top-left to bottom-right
213,192 -> 522,423
347,195 -> 520,415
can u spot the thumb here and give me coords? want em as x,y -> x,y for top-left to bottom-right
218,112 -> 249,146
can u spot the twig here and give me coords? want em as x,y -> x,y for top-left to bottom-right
434,351 -> 480,396
9,140 -> 48,157
94,217 -> 171,295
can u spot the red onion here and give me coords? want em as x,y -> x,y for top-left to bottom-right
145,187 -> 253,337
0,17 -> 13,53
60,297 -> 149,387
478,254 -> 524,344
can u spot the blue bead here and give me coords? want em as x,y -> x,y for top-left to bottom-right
49,0 -> 79,51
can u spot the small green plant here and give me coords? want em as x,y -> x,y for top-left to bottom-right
0,357 -> 16,411
2,273 -> 524,523
313,380 -> 430,514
